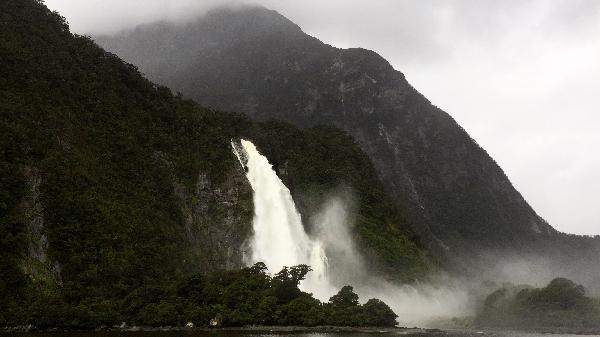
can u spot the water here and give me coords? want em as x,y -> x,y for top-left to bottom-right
1,331 -> 595,337
232,139 -> 335,300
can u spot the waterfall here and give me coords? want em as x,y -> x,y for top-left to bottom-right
230,139 -> 472,326
232,139 -> 334,300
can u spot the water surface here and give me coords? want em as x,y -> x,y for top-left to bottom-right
1,331 -> 597,337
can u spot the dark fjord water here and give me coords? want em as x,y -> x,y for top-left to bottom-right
0,331 -> 596,337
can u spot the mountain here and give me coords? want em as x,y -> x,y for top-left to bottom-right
96,6 -> 600,280
0,0 -> 428,326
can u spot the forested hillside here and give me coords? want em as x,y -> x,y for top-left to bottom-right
0,0 -> 429,327
96,6 -> 600,282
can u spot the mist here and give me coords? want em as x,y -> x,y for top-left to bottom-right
309,191 -> 600,327
44,0 -> 236,35
478,251 -> 600,297
308,193 -> 473,327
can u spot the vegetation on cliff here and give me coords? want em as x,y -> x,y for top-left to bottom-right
0,0 -> 427,326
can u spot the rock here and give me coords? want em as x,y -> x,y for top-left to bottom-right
95,325 -> 107,331
209,317 -> 221,328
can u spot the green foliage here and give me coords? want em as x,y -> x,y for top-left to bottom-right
0,0 -> 426,328
20,262 -> 399,328
324,286 -> 364,326
363,299 -> 398,327
172,263 -> 399,328
329,285 -> 359,308
270,265 -> 312,304
476,277 -> 600,329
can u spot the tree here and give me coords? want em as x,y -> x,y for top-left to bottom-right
271,265 -> 311,304
363,298 -> 398,326
330,285 -> 359,308
535,277 -> 586,309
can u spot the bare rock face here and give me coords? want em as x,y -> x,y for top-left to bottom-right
23,166 -> 47,263
21,166 -> 62,287
153,151 -> 253,271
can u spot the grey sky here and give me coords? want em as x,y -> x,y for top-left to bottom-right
45,0 -> 600,235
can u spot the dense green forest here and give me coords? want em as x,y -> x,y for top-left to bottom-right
0,0 -> 427,327
9,262 -> 398,328
476,278 -> 600,330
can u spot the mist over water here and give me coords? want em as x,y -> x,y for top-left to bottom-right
310,196 -> 472,327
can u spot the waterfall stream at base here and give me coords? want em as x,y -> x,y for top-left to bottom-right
232,139 -> 335,300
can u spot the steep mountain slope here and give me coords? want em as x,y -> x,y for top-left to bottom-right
96,6 -> 600,277
0,0 -> 428,326
0,1 -> 254,324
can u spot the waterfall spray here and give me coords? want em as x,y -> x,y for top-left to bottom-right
232,139 -> 335,300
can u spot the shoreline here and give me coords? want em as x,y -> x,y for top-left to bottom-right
0,325 -> 431,334
4,325 -> 600,335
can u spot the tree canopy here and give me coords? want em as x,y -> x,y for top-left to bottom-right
476,277 -> 600,330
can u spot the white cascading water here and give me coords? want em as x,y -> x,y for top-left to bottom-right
232,139 -> 335,300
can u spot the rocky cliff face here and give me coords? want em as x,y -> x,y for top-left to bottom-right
21,166 -> 62,288
151,148 -> 253,271
95,6 -> 570,273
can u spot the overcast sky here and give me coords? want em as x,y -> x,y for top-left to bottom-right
45,0 -> 600,235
